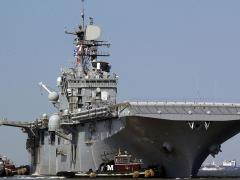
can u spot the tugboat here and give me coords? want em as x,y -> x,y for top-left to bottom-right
114,149 -> 143,173
74,149 -> 158,178
0,159 -> 5,176
98,149 -> 143,173
0,156 -> 16,176
0,155 -> 30,177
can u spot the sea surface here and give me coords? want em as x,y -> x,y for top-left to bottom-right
18,178 -> 240,180
1,178 -> 240,180
1,170 -> 240,180
1,176 -> 240,180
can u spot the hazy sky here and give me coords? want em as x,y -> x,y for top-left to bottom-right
0,0 -> 240,166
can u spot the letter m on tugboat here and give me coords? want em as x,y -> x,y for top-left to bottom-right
107,165 -> 114,171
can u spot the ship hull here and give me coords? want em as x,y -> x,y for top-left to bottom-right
33,115 -> 240,178
102,116 -> 240,177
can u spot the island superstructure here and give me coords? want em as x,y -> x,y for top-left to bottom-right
1,6 -> 240,178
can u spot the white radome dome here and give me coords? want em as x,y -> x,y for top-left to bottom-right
48,114 -> 60,131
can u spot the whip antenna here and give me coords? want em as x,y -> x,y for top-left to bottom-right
81,0 -> 85,27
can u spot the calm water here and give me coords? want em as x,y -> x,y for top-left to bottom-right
1,171 -> 240,180
1,176 -> 240,180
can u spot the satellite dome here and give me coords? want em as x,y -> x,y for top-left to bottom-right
48,92 -> 59,103
48,114 -> 60,131
86,25 -> 101,40
42,113 -> 48,119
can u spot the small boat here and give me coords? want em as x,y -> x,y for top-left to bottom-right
200,161 -> 223,171
0,155 -> 30,177
71,149 -> 161,178
0,160 -> 5,176
0,156 -> 16,176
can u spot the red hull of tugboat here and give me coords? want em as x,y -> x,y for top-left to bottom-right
114,164 -> 141,172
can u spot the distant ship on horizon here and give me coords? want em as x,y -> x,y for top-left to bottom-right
200,160 -> 238,171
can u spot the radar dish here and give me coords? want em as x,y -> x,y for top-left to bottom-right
86,25 -> 101,40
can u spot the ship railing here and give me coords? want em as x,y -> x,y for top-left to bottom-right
117,101 -> 240,116
128,101 -> 240,108
68,82 -> 117,88
70,107 -> 110,121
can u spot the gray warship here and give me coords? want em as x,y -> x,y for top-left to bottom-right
1,6 -> 240,178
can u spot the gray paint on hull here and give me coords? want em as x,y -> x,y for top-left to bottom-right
33,115 -> 240,178
98,116 -> 240,177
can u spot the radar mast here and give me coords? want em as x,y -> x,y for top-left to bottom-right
65,2 -> 110,78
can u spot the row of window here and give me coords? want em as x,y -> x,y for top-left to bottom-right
69,79 -> 116,83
